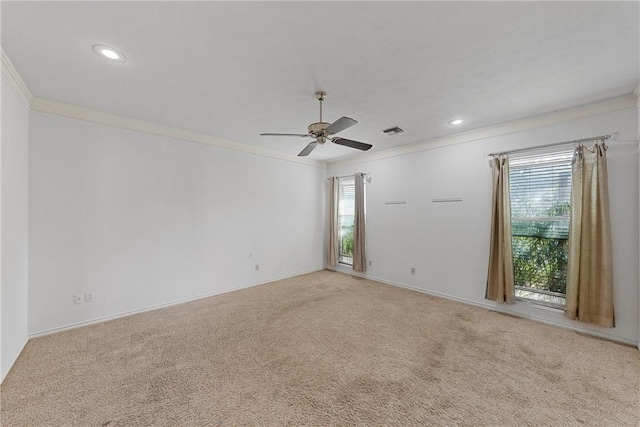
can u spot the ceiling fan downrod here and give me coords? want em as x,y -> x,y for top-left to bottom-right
308,91 -> 330,140
316,91 -> 326,123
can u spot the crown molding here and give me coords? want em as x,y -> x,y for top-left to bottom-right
30,98 -> 327,169
6,44 -> 635,170
0,51 -> 320,167
1,49 -> 32,109
328,94 -> 638,169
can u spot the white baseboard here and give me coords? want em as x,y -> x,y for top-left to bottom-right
29,268 -> 324,339
30,266 -> 637,347
327,266 -> 638,347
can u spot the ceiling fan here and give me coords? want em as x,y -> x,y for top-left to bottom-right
260,91 -> 373,157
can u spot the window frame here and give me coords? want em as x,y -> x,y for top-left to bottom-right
509,149 -> 573,309
337,176 -> 355,266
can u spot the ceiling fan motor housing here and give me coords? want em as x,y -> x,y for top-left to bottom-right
308,122 -> 330,139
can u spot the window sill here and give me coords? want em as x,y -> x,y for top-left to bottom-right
515,286 -> 566,309
515,297 -> 565,312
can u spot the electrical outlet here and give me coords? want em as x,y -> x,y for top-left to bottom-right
85,292 -> 95,303
255,264 -> 260,271
74,293 -> 84,305
249,252 -> 253,259
368,260 -> 372,267
411,267 -> 416,275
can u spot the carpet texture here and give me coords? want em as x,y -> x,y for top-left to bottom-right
2,270 -> 638,426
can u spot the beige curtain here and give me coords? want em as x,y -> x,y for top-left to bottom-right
353,173 -> 366,272
327,177 -> 339,266
486,156 -> 515,304
565,142 -> 614,327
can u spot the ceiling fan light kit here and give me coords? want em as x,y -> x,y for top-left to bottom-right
260,91 -> 373,157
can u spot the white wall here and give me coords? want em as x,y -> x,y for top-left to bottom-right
328,108 -> 640,345
28,112 -> 326,335
1,78 -> 30,381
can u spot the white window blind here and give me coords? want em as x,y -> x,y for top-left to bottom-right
510,151 -> 572,239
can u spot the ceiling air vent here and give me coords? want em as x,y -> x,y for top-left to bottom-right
382,126 -> 404,136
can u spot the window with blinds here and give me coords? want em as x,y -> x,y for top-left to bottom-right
509,150 -> 573,308
338,177 -> 355,265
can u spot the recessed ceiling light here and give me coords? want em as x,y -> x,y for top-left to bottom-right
448,118 -> 466,126
92,44 -> 127,63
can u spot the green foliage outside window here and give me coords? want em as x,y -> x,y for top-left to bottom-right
342,226 -> 354,256
512,220 -> 568,294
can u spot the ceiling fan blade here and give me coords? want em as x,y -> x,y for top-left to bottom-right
260,133 -> 310,137
325,117 -> 358,135
298,142 -> 318,157
332,137 -> 373,151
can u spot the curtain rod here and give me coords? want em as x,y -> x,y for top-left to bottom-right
327,173 -> 369,181
487,134 -> 614,157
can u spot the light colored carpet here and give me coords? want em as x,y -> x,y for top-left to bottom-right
1,270 -> 638,426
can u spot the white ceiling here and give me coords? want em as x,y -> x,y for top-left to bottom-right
2,1 -> 638,161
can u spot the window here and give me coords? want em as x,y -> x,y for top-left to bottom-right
337,176 -> 355,265
509,150 -> 572,308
